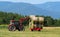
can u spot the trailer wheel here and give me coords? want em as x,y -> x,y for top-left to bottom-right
31,29 -> 33,31
38,30 -> 41,31
8,25 -> 16,31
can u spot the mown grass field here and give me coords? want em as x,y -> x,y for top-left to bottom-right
0,25 -> 60,37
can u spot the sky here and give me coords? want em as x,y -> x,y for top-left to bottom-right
0,0 -> 60,4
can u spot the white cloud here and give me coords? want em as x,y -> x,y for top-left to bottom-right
0,0 -> 60,4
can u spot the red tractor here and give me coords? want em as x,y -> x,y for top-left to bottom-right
8,17 -> 29,31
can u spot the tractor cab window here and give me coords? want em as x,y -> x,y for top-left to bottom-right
13,21 -> 20,25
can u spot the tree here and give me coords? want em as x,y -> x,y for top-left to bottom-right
44,16 -> 54,26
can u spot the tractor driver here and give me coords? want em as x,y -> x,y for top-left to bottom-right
9,19 -> 15,25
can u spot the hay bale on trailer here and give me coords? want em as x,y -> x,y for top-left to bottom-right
29,15 -> 44,31
29,15 -> 44,22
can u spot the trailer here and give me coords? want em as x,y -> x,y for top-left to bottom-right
29,15 -> 44,31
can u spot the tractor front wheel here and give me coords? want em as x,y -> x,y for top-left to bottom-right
8,25 -> 16,31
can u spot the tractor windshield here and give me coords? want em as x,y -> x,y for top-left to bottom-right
13,21 -> 20,25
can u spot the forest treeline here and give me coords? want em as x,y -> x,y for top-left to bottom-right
0,11 -> 60,27
0,11 -> 24,24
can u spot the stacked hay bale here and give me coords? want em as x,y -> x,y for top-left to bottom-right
29,15 -> 44,22
29,15 -> 44,28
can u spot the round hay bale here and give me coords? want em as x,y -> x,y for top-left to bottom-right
29,15 -> 37,21
39,17 -> 44,22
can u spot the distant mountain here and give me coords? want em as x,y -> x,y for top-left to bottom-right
35,2 -> 60,18
0,1 -> 60,18
0,1 -> 49,15
35,2 -> 60,12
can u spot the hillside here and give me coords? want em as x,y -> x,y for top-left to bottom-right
35,2 -> 60,18
0,1 -> 49,15
0,1 -> 60,18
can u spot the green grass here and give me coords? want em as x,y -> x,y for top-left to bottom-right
0,25 -> 60,37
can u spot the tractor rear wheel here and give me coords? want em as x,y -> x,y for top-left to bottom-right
8,25 -> 16,31
18,26 -> 25,31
